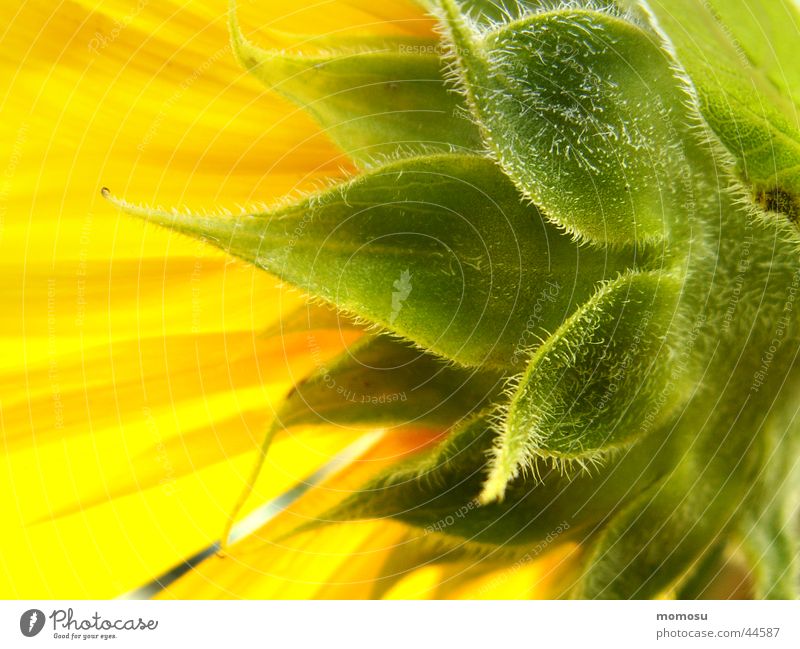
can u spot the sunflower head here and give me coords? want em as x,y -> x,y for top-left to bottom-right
102,0 -> 800,599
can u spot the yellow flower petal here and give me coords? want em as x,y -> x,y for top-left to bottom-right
382,565 -> 454,599
381,544 -> 584,599
153,428 -> 443,598
2,413 -> 377,597
443,544 -> 583,599
156,521 -> 410,599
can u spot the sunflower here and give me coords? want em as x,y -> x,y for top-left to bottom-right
2,0 -> 799,600
0,0 -> 563,599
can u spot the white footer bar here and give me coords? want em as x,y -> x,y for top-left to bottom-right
1,600 -> 798,648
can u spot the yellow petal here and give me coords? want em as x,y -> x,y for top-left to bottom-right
382,565 -> 457,599
154,428 -> 443,598
2,415 -> 377,597
442,544 -> 584,600
156,521 -> 410,599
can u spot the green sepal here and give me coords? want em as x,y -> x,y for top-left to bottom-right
480,270 -> 682,503
643,0 -> 800,217
418,0 -> 559,26
573,351 -> 790,599
276,335 -> 505,431
314,409 -> 681,549
436,1 -> 708,245
576,456 -> 746,599
105,154 -> 646,370
577,475 -> 675,598
230,5 -> 482,166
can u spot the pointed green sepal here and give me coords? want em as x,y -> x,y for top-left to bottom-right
420,0 -> 556,26
436,1 -> 707,244
481,270 -> 682,503
276,335 -> 505,431
575,458 -> 743,599
230,4 -> 482,166
314,408 -> 682,548
105,154 -> 646,369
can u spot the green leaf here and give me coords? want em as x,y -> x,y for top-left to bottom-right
230,5 -> 482,166
577,475 -> 673,598
277,335 -> 505,431
221,336 -> 504,549
643,0 -> 800,216
105,154 -> 646,369
480,270 -> 682,503
435,2 -> 707,244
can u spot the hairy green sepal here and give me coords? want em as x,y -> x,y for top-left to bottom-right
230,8 -> 482,165
107,154 -> 644,369
436,1 -> 707,245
